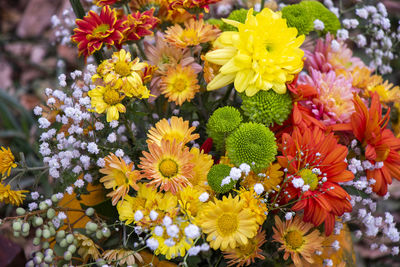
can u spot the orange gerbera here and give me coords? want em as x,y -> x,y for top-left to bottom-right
333,93 -> 400,196
147,116 -> 199,146
277,127 -> 354,235
123,8 -> 159,42
71,6 -> 128,58
99,153 -> 141,205
164,19 -> 220,48
139,140 -> 194,194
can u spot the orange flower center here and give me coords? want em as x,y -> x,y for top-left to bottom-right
284,230 -> 304,250
299,169 -> 319,191
112,170 -> 129,186
103,89 -> 121,105
93,24 -> 110,35
217,213 -> 238,236
114,61 -> 131,77
159,159 -> 178,178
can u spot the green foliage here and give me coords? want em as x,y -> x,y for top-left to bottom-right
240,90 -> 292,126
207,164 -> 236,194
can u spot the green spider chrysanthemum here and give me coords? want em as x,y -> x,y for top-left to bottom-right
240,90 -> 292,126
207,164 -> 236,194
282,1 -> 341,36
226,122 -> 277,171
207,106 -> 243,151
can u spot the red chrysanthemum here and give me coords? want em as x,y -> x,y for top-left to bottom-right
277,127 -> 354,235
71,6 -> 128,58
333,92 -> 400,196
123,8 -> 159,42
94,0 -> 118,7
168,0 -> 220,12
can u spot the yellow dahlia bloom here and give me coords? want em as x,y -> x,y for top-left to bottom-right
178,186 -> 205,219
160,64 -> 200,106
0,182 -> 28,206
93,49 -> 150,98
99,153 -> 141,205
88,84 -> 126,122
147,116 -> 199,146
272,215 -> 324,267
198,194 -> 258,250
0,146 -> 17,177
188,147 -> 213,192
205,8 -> 304,96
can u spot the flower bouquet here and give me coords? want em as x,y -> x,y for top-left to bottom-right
2,0 -> 400,266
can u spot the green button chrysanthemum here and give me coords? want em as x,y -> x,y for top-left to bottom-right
207,106 -> 243,151
240,90 -> 292,126
226,122 -> 277,171
282,1 -> 341,36
207,164 -> 236,194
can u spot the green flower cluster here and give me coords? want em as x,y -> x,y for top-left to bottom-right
281,1 -> 341,36
207,9 -> 257,32
207,164 -> 236,193
240,90 -> 292,126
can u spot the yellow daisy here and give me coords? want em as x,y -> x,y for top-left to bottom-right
205,8 -> 304,96
139,140 -> 194,194
223,228 -> 266,267
272,215 -> 324,267
99,153 -> 141,205
88,84 -> 126,122
93,49 -> 150,98
178,186 -> 205,219
188,147 -> 213,192
198,194 -> 258,250
147,116 -> 199,146
0,146 -> 17,177
160,64 -> 200,106
241,163 -> 283,192
0,182 -> 28,206
238,188 -> 268,225
164,19 -> 220,48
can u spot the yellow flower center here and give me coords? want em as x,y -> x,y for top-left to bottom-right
113,170 -> 129,186
159,159 -> 179,178
103,89 -> 121,105
299,169 -> 319,191
162,131 -> 184,143
180,29 -> 199,45
171,76 -> 189,92
217,213 -> 238,236
93,24 -> 110,35
114,61 -> 132,77
237,239 -> 257,256
284,230 -> 304,250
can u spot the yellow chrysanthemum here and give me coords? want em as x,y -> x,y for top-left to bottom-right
188,147 -> 213,192
160,64 -> 200,106
88,84 -> 126,122
223,229 -> 266,267
364,75 -> 400,104
198,194 -> 258,250
102,248 -> 143,266
0,182 -> 28,206
178,186 -> 205,220
241,163 -> 283,192
99,153 -> 141,205
117,183 -> 178,226
165,19 -> 220,48
75,233 -> 101,262
139,140 -> 194,194
272,215 -> 324,267
0,146 -> 17,177
205,8 -> 304,96
147,116 -> 199,146
152,220 -> 194,259
93,49 -> 150,98
238,188 -> 268,225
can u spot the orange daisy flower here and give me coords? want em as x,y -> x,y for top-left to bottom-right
272,215 -> 324,267
99,153 -> 141,205
333,93 -> 400,196
147,116 -> 199,146
223,228 -> 266,267
123,8 -> 159,42
164,19 -> 220,48
277,126 -> 354,235
139,140 -> 194,194
160,64 -> 200,105
71,6 -> 128,58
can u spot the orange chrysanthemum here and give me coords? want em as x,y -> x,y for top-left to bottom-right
71,6 -> 128,58
99,153 -> 141,205
139,140 -> 194,194
223,229 -> 266,267
94,0 -> 118,7
168,0 -> 220,12
278,127 -> 354,235
272,215 -> 324,267
147,116 -> 199,146
0,146 -> 17,177
160,64 -> 200,105
164,19 -> 220,48
333,93 -> 400,196
123,8 -> 159,42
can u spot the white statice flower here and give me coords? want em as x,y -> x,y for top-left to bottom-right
187,246 -> 201,256
33,106 -> 43,116
230,167 -> 242,181
239,163 -> 251,175
330,40 -> 340,52
166,225 -> 179,238
146,238 -> 159,250
96,158 -> 105,168
58,212 -> 67,220
221,176 -> 232,186
29,202 -> 38,211
164,238 -> 176,247
115,149 -> 124,157
150,210 -> 158,221
285,212 -> 293,221
313,19 -> 325,30
323,259 -> 333,266
355,34 -> 367,47
302,184 -> 310,192
185,224 -> 200,239
163,216 -> 172,226
134,210 -> 144,221
292,178 -> 304,188
55,192 -> 64,200
109,120 -> 119,128
38,117 -> 51,129
107,133 -> 117,143
200,243 -> 210,251
356,8 -> 369,19
199,192 -> 209,202
192,121 -> 200,127
66,186 -> 74,195
95,122 -> 104,131
31,191 -> 40,200
336,29 -> 349,41
154,226 -> 164,236
331,240 -> 340,251
87,142 -> 99,154
74,179 -> 85,188
254,183 -> 264,195
392,246 -> 399,255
